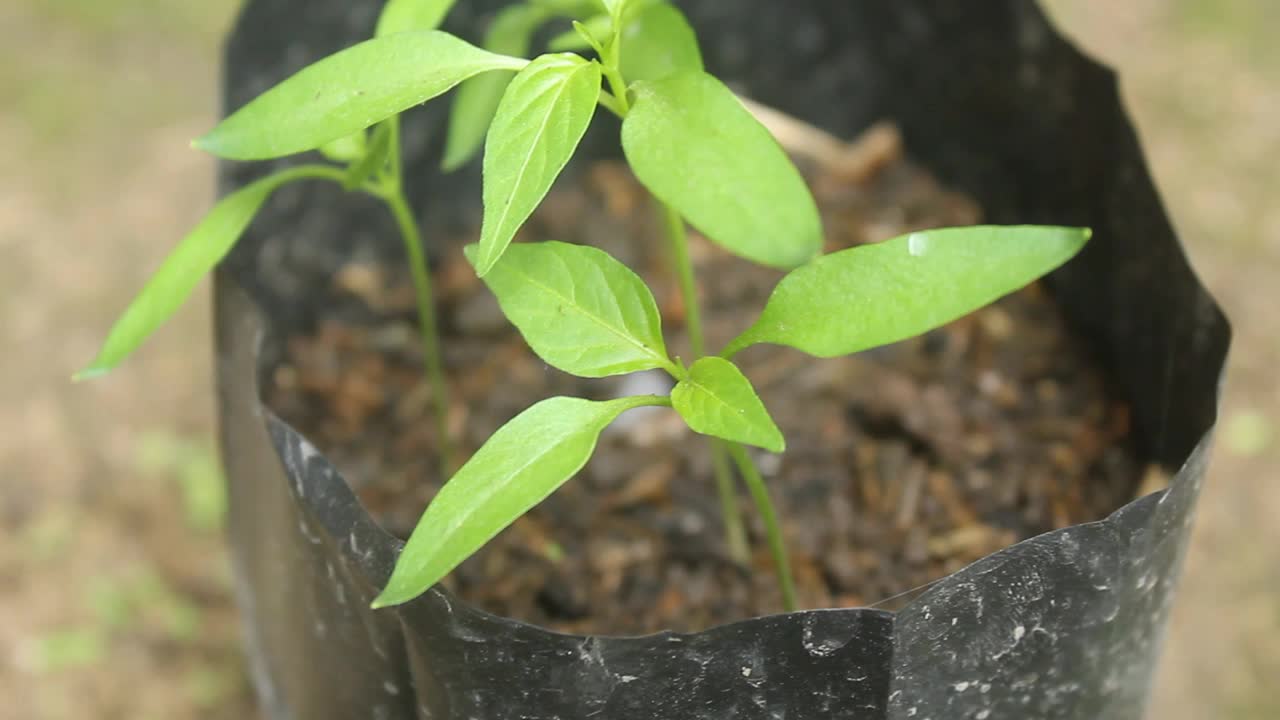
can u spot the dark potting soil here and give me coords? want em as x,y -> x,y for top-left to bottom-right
266,121 -> 1144,636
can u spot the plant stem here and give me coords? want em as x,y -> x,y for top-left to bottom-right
276,164 -> 351,186
601,49 -> 750,573
377,117 -> 454,477
726,442 -> 798,612
711,439 -> 750,564
659,202 -> 750,565
603,65 -> 631,114
660,204 -> 703,357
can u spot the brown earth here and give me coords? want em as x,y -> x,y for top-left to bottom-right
1,1 -> 1275,718
269,148 -> 1141,635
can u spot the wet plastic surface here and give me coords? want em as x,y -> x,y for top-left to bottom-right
213,1 -> 1231,718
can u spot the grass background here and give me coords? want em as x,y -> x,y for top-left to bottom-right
1,0 -> 1275,717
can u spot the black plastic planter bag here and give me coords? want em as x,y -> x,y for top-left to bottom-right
213,1 -> 1231,718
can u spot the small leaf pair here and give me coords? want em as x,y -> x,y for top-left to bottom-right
548,0 -> 700,84
469,241 -> 783,446
374,239 -> 785,608
476,69 -> 824,277
440,0 -> 611,171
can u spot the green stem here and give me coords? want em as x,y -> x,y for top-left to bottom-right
601,48 -> 750,572
726,442 -> 798,612
273,163 -> 350,186
603,65 -> 631,114
597,90 -> 626,119
386,115 -> 403,181
376,118 -> 454,477
659,201 -> 749,565
711,440 -> 750,564
599,37 -> 631,116
661,203 -> 703,357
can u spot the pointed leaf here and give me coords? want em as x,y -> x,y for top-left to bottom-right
474,54 -> 601,275
724,226 -> 1091,358
76,166 -> 339,379
622,72 -> 821,270
194,31 -> 528,161
441,5 -> 546,171
672,357 -> 784,452
547,13 -> 612,51
465,241 -> 670,377
600,0 -> 629,17
618,2 -> 702,83
373,395 -> 660,607
375,0 -> 457,36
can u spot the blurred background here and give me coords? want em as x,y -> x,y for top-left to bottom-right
0,0 -> 1275,718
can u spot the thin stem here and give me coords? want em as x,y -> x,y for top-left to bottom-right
659,201 -> 749,565
711,440 -> 750,565
602,43 -> 750,573
631,394 -> 673,408
661,203 -> 703,357
603,65 -> 631,114
386,115 -> 403,181
372,119 -> 453,476
726,442 -> 798,612
597,91 -> 626,120
274,163 -> 350,186
598,38 -> 631,116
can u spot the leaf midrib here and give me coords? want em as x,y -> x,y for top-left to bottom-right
682,374 -> 743,421
434,422 -> 590,554
508,260 -> 666,369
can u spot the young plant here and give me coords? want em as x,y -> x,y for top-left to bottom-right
370,225 -> 1086,608
72,0 -> 591,473
83,0 -> 1090,612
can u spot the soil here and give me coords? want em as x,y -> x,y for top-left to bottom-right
267,122 -> 1142,636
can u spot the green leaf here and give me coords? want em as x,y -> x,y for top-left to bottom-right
600,0 -> 628,17
375,0 -> 457,37
318,130 -> 367,163
474,54 -> 601,275
547,13 -> 612,51
622,72 -> 822,270
672,357 -> 784,452
618,2 -> 702,82
723,226 -> 1091,358
465,241 -> 671,377
441,5 -> 546,172
194,32 -> 528,161
76,165 -> 341,380
372,395 -> 662,607
530,0 -> 602,15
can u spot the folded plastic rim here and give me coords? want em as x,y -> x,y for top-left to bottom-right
212,1 -> 1231,718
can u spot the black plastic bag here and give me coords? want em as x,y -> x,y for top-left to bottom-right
213,2 -> 1230,718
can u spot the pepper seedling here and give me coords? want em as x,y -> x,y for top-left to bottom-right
80,0 -> 1089,612
74,0 -> 600,474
